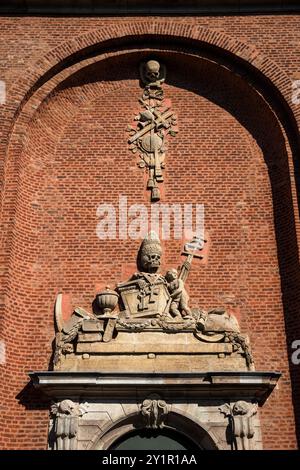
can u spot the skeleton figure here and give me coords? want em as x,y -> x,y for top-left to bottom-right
165,268 -> 192,319
117,233 -> 203,320
117,232 -> 166,315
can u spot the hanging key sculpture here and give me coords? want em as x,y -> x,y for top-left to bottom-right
127,60 -> 178,202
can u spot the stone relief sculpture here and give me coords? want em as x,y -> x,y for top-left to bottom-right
140,394 -> 169,429
117,232 -> 174,319
165,268 -> 192,320
127,59 -> 178,201
25,55 -> 279,453
140,59 -> 166,100
219,401 -> 258,450
53,231 -> 254,370
54,303 -> 90,366
50,400 -> 87,450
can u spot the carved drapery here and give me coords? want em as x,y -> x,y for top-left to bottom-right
219,401 -> 258,450
50,400 -> 87,450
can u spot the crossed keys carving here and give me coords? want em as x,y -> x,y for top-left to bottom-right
127,59 -> 178,202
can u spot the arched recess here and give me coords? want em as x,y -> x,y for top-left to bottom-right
88,409 -> 220,450
1,24 -> 300,272
1,22 -> 300,130
0,24 -> 299,450
1,23 -> 300,203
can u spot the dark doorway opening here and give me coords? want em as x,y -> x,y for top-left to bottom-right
110,428 -> 201,450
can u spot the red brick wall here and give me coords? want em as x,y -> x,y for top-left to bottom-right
0,16 -> 300,450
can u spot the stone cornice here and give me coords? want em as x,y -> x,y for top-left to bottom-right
29,371 -> 280,404
0,1 -> 299,15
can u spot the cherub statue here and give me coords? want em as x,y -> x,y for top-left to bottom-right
165,268 -> 192,320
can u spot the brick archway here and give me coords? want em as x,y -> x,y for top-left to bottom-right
1,22 -> 299,141
1,22 -> 299,212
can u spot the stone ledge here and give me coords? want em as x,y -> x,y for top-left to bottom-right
76,342 -> 233,354
29,370 -> 280,404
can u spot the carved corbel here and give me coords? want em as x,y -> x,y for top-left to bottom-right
219,401 -> 258,450
50,400 -> 87,450
140,394 -> 169,429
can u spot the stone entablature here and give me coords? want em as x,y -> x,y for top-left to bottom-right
30,371 -> 280,450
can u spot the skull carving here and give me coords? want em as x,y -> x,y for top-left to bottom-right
232,401 -> 250,416
140,59 -> 166,100
138,232 -> 162,273
145,60 -> 161,83
140,252 -> 161,273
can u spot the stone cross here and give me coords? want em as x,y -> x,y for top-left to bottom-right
179,236 -> 205,283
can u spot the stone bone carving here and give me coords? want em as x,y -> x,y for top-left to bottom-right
127,59 -> 178,202
194,308 -> 254,369
54,295 -> 91,365
219,401 -> 258,450
140,394 -> 169,429
140,59 -> 166,100
50,400 -> 87,450
54,292 -> 118,361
